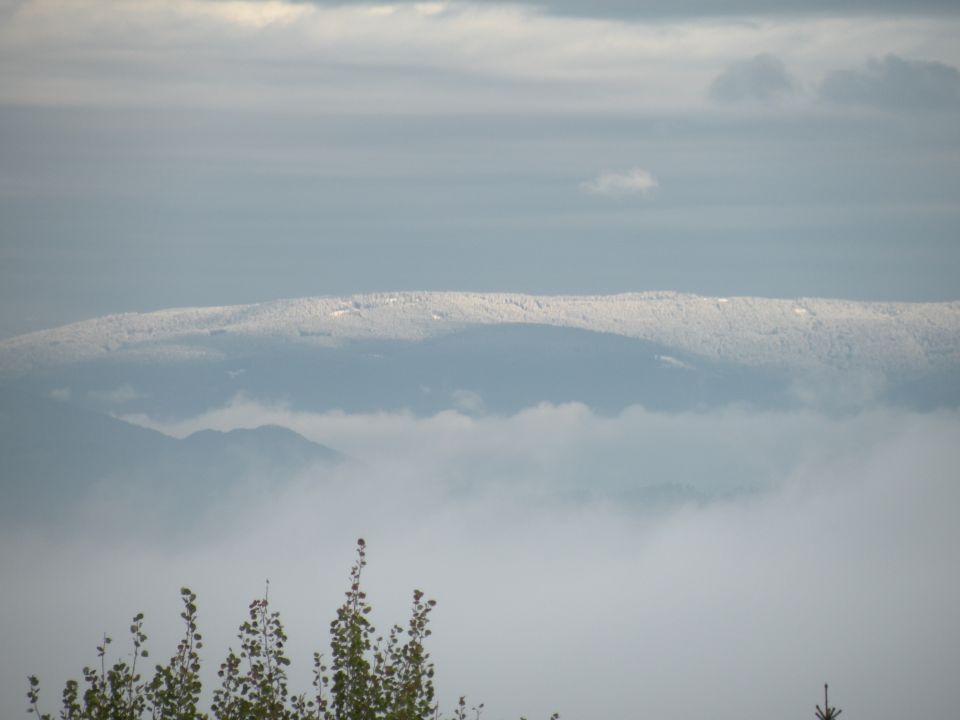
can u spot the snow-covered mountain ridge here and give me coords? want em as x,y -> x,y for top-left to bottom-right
2,291 -> 959,374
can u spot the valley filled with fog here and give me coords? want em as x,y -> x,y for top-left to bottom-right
1,293 -> 958,719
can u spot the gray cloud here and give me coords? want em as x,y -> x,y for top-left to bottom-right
709,53 -> 798,104
820,54 -> 960,110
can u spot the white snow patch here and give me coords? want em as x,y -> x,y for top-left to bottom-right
657,354 -> 693,370
1,291 -> 959,375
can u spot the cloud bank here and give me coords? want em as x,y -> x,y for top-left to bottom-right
3,399 -> 958,720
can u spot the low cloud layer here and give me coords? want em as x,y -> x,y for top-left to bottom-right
3,400 -> 958,719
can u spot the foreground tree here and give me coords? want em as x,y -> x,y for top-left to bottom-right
815,683 -> 842,720
27,539 -> 514,720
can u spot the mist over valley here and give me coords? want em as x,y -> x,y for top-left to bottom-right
2,292 -> 958,719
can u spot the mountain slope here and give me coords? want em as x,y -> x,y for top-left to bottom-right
2,324 -> 796,418
0,389 -> 341,525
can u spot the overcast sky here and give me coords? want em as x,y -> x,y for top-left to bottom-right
1,0 -> 958,336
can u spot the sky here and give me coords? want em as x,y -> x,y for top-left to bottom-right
1,0 -> 959,337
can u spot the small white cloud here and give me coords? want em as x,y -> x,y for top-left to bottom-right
581,168 -> 658,197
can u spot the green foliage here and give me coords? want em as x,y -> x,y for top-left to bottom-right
27,540 -> 546,720
148,589 -> 203,720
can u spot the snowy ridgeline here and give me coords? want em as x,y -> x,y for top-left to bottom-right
1,291 -> 959,374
